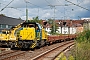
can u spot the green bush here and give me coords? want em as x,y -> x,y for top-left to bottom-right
76,30 -> 90,43
68,55 -> 74,60
56,30 -> 90,60
71,30 -> 90,60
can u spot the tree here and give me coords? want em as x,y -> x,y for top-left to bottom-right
47,19 -> 53,24
29,16 -> 41,23
47,19 -> 58,35
50,22 -> 58,35
0,14 -> 5,16
18,17 -> 22,20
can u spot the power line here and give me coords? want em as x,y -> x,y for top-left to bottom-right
65,0 -> 90,11
48,3 -> 73,33
24,0 -> 42,8
0,1 -> 24,14
24,0 -> 41,19
24,0 -> 28,21
48,4 -> 73,7
28,2 -> 40,7
7,7 -> 23,12
0,0 -> 14,12
77,0 -> 84,5
44,0 -> 52,5
56,0 -> 61,4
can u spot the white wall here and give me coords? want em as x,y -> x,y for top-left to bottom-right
56,27 -> 61,34
46,26 -> 77,34
45,27 -> 51,33
62,27 -> 69,34
70,27 -> 76,34
56,27 -> 76,34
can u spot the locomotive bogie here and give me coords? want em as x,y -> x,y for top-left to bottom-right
17,40 -> 34,49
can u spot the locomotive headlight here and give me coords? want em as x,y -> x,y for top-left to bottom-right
10,37 -> 16,40
10,38 -> 16,40
20,36 -> 22,37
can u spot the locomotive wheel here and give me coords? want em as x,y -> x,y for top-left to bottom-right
10,44 -> 15,50
41,40 -> 45,47
44,40 -> 46,46
0,43 -> 1,46
46,42 -> 50,46
36,40 -> 41,49
22,43 -> 30,49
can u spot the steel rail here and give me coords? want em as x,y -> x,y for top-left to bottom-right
31,41 -> 75,60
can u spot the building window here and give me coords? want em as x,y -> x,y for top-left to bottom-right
6,25 -> 8,28
0,24 -> 12,29
0,24 -> 2,28
2,24 -> 6,28
8,25 -> 12,28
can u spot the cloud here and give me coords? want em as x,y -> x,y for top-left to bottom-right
1,8 -> 24,18
0,0 -> 90,20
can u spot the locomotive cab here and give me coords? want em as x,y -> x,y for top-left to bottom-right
16,22 -> 47,49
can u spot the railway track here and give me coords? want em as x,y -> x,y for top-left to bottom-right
0,41 -> 75,60
0,48 -> 7,52
0,50 -> 26,60
31,40 -> 74,60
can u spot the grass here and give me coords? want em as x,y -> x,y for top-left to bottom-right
59,30 -> 90,60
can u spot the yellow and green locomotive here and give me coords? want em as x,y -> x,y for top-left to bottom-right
0,30 -> 10,46
0,23 -> 23,48
15,21 -> 47,49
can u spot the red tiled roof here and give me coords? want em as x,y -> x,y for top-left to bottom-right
40,20 -> 84,28
55,20 -> 84,27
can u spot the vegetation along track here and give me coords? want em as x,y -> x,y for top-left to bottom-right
31,40 -> 75,60
0,50 -> 26,60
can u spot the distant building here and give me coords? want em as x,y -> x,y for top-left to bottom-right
80,17 -> 90,31
81,18 -> 90,20
43,20 -> 84,34
0,15 -> 24,33
55,20 -> 84,34
83,20 -> 90,30
45,23 -> 52,33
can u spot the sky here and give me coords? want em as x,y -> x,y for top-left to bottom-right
0,0 -> 90,20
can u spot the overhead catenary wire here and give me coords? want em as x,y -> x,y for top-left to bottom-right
7,7 -> 23,12
54,0 -> 74,20
77,0 -> 84,5
25,0 -> 42,19
56,0 -> 61,4
28,1 -> 40,16
44,0 -> 52,5
0,0 -> 24,16
45,0 -> 56,33
65,0 -> 90,11
28,1 -> 41,8
0,0 -> 14,12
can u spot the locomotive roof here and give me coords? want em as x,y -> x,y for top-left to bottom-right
10,21 -> 39,29
22,21 -> 38,25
